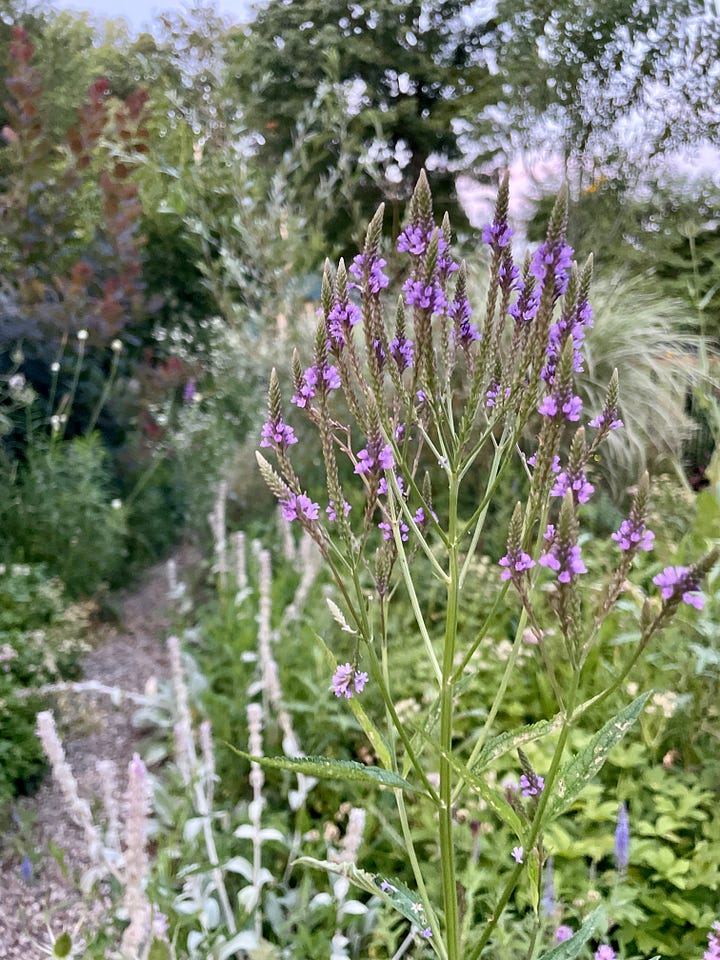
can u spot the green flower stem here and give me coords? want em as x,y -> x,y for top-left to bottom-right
388,496 -> 444,685
453,605 -> 528,805
467,672 -> 581,960
458,434 -> 507,588
395,790 -> 448,959
451,581 -> 510,682
87,347 -> 121,435
440,473 -> 461,959
390,472 -> 449,582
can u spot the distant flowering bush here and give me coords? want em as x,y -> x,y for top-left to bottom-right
253,172 -> 717,960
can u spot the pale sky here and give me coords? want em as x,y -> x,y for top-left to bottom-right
49,0 -> 254,33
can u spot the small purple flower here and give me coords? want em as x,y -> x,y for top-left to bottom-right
486,383 -> 511,408
538,388 -> 583,422
499,257 -> 520,292
413,506 -> 437,527
612,518 -> 654,552
556,926 -> 573,943
481,219 -> 514,249
594,946 -> 616,960
449,291 -> 480,348
398,223 -> 431,256
260,417 -> 298,452
498,547 -> 535,582
402,276 -> 446,313
355,441 -> 395,476
183,379 -> 197,402
350,252 -> 389,294
519,773 -> 545,797
589,410 -> 623,431
509,280 -> 540,323
539,524 -> 587,583
378,519 -> 410,542
326,500 -> 351,521
615,801 -> 630,874
512,846 -> 524,864
327,299 -> 361,348
378,475 -> 405,497
530,239 -> 574,298
421,927 -> 433,939
291,364 -> 340,407
551,468 -> 595,504
380,879 -> 396,893
280,493 -> 320,523
389,335 -> 414,370
653,566 -> 705,609
332,663 -> 369,698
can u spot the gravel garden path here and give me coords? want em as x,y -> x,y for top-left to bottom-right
0,548 -> 197,958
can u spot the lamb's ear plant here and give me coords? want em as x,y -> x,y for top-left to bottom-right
254,171 -> 718,960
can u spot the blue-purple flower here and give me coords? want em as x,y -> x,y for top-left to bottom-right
260,417 -> 298,452
509,279 -> 540,323
530,238 -> 574,298
402,276 -> 446,313
539,524 -> 587,582
291,363 -> 341,407
512,846 -> 524,864
615,801 -> 630,874
556,926 -> 573,943
327,299 -> 361,348
350,252 -> 389,294
520,773 -> 545,797
389,335 -> 414,370
332,663 -> 369,698
355,442 -> 395,475
653,566 -> 705,609
498,546 -> 535,582
551,467 -> 595,504
326,500 -> 351,521
538,387 -> 583,422
481,218 -> 514,250
612,518 -> 654,552
280,493 -> 320,523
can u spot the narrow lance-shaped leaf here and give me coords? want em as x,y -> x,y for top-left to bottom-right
544,692 -> 651,822
225,745 -> 421,793
296,857 -> 434,934
536,905 -> 607,960
473,714 -> 564,772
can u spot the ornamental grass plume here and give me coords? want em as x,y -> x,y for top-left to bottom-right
251,171 -> 718,960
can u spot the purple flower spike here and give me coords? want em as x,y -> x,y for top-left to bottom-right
589,410 -> 623,431
350,252 -> 389,294
398,223 -> 431,256
481,219 -> 514,250
509,280 -> 540,323
402,276 -> 446,313
389,335 -> 414,370
538,387 -> 583,422
498,547 -> 535,582
280,493 -> 320,523
332,663 -> 369,699
612,518 -> 654,552
556,926 -> 573,943
653,566 -> 705,609
327,299 -> 361,348
326,500 -> 351,521
291,363 -> 341,407
449,290 -> 480,348
530,239 -> 574,298
551,468 -> 595,504
260,417 -> 298,452
520,773 -> 545,797
379,519 -> 410,542
615,801 -> 630,874
539,525 -> 587,582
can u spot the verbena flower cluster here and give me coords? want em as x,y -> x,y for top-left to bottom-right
253,172 -> 717,960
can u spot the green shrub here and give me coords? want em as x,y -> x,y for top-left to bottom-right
0,564 -> 90,803
0,434 -> 127,597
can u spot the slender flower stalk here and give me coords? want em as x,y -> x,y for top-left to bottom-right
120,754 -> 151,958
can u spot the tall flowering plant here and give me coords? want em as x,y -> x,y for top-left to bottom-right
252,173 -> 717,959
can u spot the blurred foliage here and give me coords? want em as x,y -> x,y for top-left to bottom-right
0,563 -> 91,802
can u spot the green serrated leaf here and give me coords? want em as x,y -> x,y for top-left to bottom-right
314,632 -> 391,769
536,905 -> 607,960
546,693 -> 651,822
224,745 -> 421,793
473,714 -> 563,772
295,857 -> 433,932
52,932 -> 72,958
